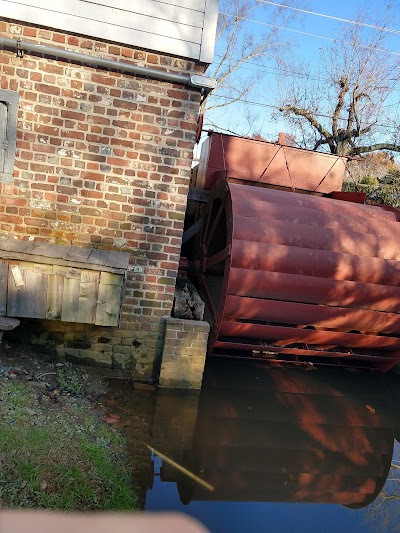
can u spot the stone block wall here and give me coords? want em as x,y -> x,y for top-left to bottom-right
0,18 -> 206,380
159,317 -> 210,389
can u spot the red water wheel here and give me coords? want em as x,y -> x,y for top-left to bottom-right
198,179 -> 400,371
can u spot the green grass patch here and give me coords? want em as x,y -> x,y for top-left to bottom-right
0,380 -> 138,511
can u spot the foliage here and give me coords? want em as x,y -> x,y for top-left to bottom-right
0,380 -> 137,511
277,2 -> 400,156
56,363 -> 88,395
343,166 -> 400,209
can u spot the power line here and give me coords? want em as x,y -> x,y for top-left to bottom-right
212,53 -> 330,81
218,11 -> 400,57
211,55 -> 400,111
257,1 -> 400,35
208,94 -> 400,132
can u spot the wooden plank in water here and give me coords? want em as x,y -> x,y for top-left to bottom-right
47,274 -> 64,320
61,275 -> 81,322
77,270 -> 100,324
86,249 -> 110,266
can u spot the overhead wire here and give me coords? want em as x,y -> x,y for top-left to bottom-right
208,94 -> 400,132
218,11 -> 400,57
210,56 -> 400,111
213,6 -> 400,135
257,1 -> 400,35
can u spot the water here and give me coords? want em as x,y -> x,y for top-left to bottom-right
103,359 -> 400,532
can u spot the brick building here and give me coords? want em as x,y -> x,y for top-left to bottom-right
0,1 -> 218,381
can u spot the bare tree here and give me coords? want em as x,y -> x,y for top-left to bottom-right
277,3 -> 400,156
202,0 -> 302,128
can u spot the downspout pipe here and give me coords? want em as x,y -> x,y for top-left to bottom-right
0,36 -> 216,92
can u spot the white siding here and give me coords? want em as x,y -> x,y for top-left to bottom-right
0,0 -> 218,63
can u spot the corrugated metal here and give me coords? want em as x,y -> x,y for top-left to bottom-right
199,180 -> 400,371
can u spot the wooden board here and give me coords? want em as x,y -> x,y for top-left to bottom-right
65,246 -> 92,263
0,240 -> 129,274
105,250 -> 130,269
46,274 -> 63,320
0,260 -> 7,316
0,316 -> 19,330
95,272 -> 123,327
5,259 -> 124,326
61,276 -> 81,323
86,249 -> 110,266
25,268 -> 48,318
77,270 -> 100,324
0,238 -> 35,253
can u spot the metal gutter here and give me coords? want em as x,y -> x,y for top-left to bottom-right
0,36 -> 216,92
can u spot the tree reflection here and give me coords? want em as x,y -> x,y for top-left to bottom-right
366,441 -> 400,530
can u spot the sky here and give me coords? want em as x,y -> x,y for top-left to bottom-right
202,0 -> 400,147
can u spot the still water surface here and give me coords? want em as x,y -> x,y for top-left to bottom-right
104,360 -> 400,532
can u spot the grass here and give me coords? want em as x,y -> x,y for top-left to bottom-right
0,379 -> 138,511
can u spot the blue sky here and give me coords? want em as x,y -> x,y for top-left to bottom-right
204,1 -> 400,145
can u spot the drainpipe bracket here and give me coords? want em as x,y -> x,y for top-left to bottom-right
16,38 -> 24,58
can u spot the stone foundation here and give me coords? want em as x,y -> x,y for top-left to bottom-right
159,317 -> 210,389
4,316 -> 164,382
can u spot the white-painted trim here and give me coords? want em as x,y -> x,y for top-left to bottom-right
0,0 -> 219,62
81,0 -> 206,13
2,0 -> 203,41
199,0 -> 219,63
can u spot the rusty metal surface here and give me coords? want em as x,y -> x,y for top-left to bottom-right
196,132 -> 347,193
199,180 -> 400,371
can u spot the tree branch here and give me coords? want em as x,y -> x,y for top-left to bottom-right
351,143 -> 400,155
333,76 -> 349,137
280,105 -> 334,150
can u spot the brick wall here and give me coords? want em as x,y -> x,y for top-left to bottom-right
0,18 -> 205,380
159,317 -> 210,388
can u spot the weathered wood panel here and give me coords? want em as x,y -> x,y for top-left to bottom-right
0,239 -> 130,274
77,270 -> 100,324
0,260 -> 8,316
5,259 -> 125,326
61,276 -> 81,323
95,272 -> 124,327
46,273 -> 63,320
25,267 -> 47,318
0,0 -> 218,62
9,262 -> 48,318
86,249 -> 110,266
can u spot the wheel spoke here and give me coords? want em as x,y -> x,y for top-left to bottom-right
205,246 -> 231,270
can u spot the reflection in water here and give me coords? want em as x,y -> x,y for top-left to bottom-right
103,360 -> 400,532
176,361 -> 395,508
